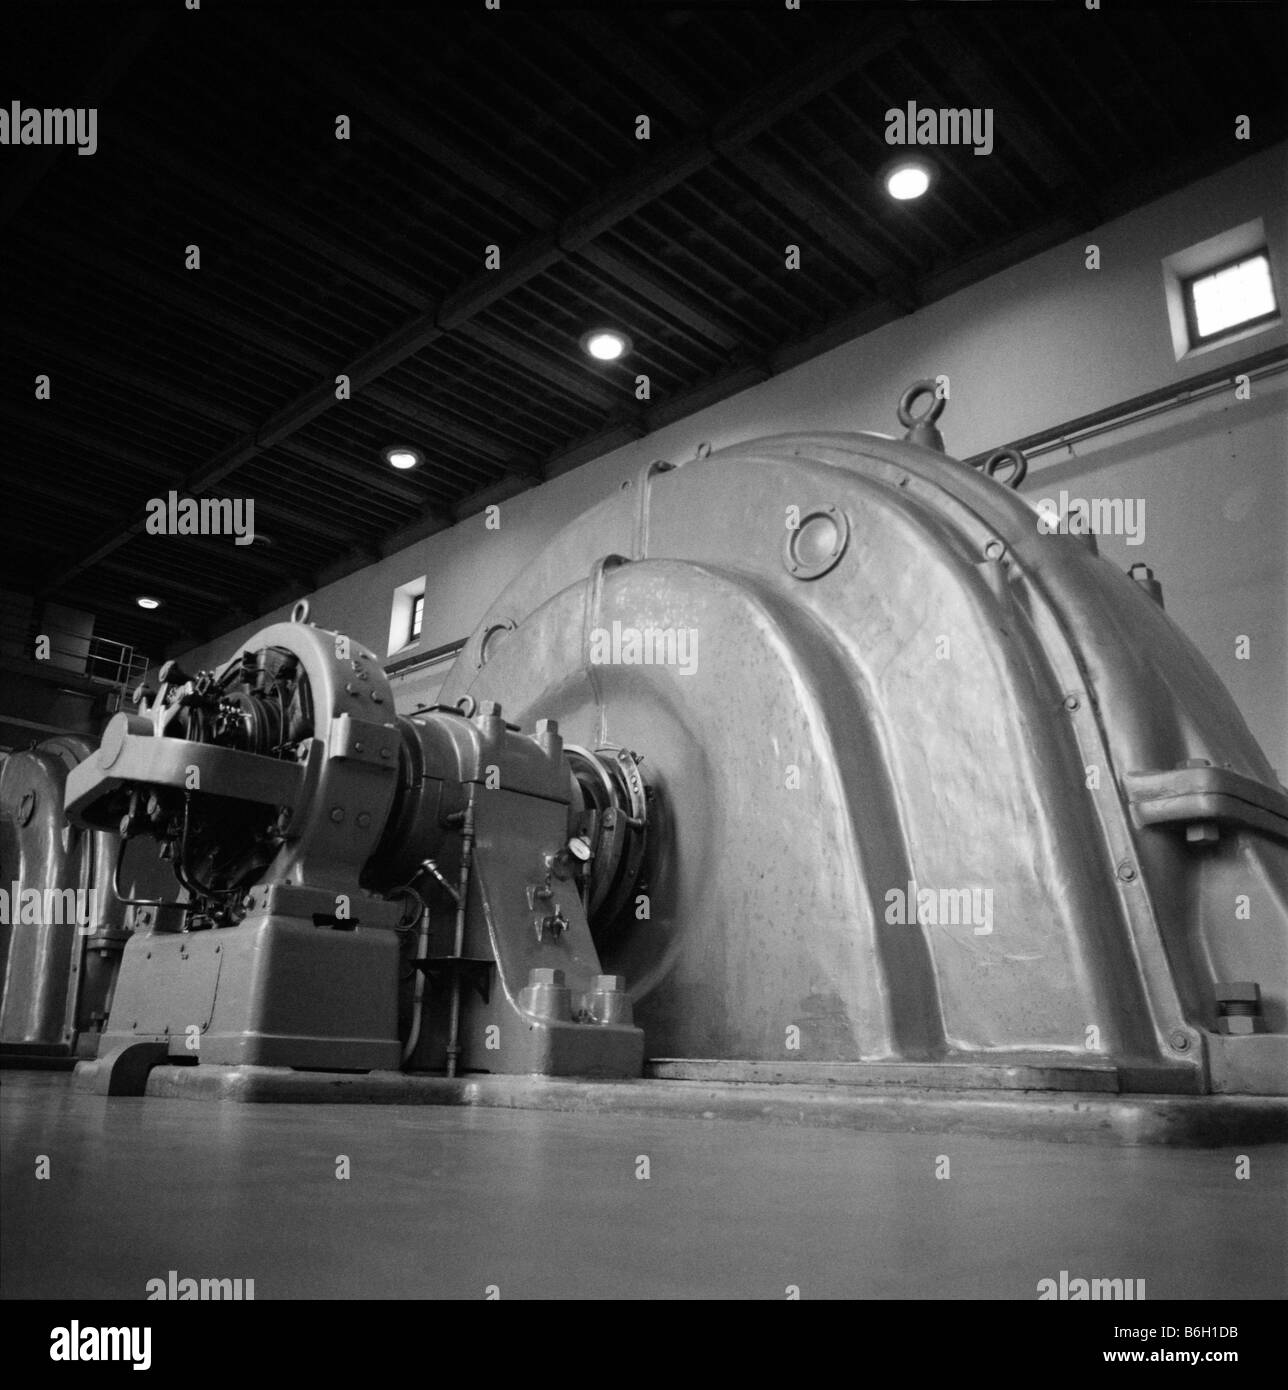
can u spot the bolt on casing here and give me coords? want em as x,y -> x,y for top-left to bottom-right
588,975 -> 633,1026
1215,981 -> 1262,1035
519,966 -> 572,1022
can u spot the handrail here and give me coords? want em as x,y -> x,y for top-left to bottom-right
0,616 -> 150,699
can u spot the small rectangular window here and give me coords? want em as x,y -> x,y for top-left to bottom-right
1183,251 -> 1278,346
1162,220 -> 1280,361
387,576 -> 427,656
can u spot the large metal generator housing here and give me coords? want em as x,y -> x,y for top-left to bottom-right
2,402 -> 1285,1105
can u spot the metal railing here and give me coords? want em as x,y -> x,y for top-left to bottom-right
0,615 -> 150,707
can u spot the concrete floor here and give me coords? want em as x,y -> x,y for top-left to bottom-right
2,1071 -> 1285,1300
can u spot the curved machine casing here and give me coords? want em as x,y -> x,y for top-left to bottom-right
0,738 -> 130,1059
439,431 -> 1288,1096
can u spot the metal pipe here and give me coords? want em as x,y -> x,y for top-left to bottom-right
400,859 -> 458,1067
385,637 -> 467,680
111,838 -> 183,910
963,347 -> 1287,471
59,823 -> 94,1049
444,786 -> 476,1079
401,896 -> 432,1067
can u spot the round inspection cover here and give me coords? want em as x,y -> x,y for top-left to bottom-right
784,505 -> 849,580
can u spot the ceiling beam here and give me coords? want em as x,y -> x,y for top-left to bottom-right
457,322 -> 621,411
0,409 -> 364,550
39,15 -> 904,596
155,533 -> 288,581
37,231 -> 334,376
95,559 -> 235,606
720,145 -> 889,293
574,244 -> 743,354
0,320 -> 251,431
118,123 -> 435,311
360,384 -> 520,464
913,12 -> 1101,225
55,589 -> 188,634
271,440 -> 435,506
557,12 -> 708,131
257,21 -> 561,233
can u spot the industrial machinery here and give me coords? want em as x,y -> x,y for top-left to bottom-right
46,612 -> 646,1087
0,738 -> 131,1062
3,383 -> 1285,1100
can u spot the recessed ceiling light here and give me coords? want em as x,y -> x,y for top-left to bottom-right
383,445 -> 421,470
136,596 -> 162,610
883,158 -> 934,201
580,328 -> 632,362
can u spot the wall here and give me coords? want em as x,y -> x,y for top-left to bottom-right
180,144 -> 1288,773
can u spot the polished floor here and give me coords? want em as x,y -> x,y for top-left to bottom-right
2,1071 -> 1285,1300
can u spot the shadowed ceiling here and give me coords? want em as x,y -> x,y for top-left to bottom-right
2,1 -> 1284,660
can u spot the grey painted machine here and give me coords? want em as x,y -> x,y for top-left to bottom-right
2,386 -> 1285,1099
48,612 -> 646,1089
